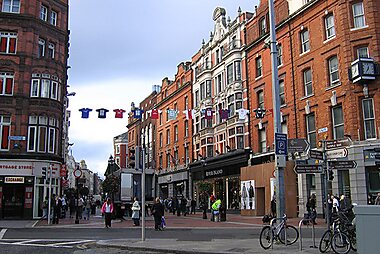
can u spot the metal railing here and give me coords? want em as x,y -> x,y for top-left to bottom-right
298,218 -> 317,251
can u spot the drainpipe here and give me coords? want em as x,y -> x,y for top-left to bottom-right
288,22 -> 298,138
244,28 -> 252,149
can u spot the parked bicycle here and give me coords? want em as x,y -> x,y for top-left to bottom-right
259,214 -> 299,250
319,208 -> 356,254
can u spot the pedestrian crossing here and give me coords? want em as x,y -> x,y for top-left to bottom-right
0,239 -> 95,249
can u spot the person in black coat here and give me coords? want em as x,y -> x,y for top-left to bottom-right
52,194 -> 62,224
151,197 -> 164,230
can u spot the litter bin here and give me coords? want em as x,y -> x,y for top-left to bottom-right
220,206 -> 226,222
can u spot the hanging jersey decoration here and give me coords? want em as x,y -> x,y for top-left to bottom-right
79,108 -> 92,119
167,109 -> 178,121
183,109 -> 195,120
219,109 -> 230,120
237,108 -> 249,120
96,108 -> 109,118
114,109 -> 126,118
132,109 -> 144,119
150,109 -> 162,119
204,108 -> 214,120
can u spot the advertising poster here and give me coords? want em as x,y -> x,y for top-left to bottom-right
241,180 -> 255,210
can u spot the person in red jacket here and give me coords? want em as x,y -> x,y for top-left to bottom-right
101,198 -> 114,228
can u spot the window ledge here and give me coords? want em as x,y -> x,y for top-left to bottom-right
323,36 -> 336,44
325,82 -> 341,91
255,75 -> 263,81
280,104 -> 287,108
300,50 -> 310,57
300,94 -> 314,100
350,25 -> 369,32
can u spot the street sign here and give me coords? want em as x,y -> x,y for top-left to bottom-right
288,138 -> 310,153
8,136 -> 26,141
309,150 -> 323,160
329,160 -> 357,170
326,148 -> 348,159
73,169 -> 82,178
326,138 -> 352,150
294,164 -> 323,173
275,133 -> 287,155
318,127 -> 328,134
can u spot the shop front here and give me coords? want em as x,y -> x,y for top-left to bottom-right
189,149 -> 250,210
157,168 -> 190,199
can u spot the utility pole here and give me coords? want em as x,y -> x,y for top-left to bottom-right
268,0 -> 286,217
321,140 -> 331,229
47,164 -> 52,225
141,146 -> 146,241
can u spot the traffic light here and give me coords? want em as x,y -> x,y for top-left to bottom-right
42,167 -> 47,180
128,148 -> 135,169
328,169 -> 334,181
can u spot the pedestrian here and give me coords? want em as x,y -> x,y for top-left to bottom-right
172,197 -> 177,215
61,195 -> 67,218
211,197 -> 221,222
69,196 -> 75,218
181,196 -> 187,216
77,195 -> 84,219
186,198 -> 191,215
131,197 -> 140,226
191,198 -> 196,214
151,197 -> 164,231
101,198 -> 114,228
306,194 -> 317,224
41,196 -> 48,219
375,193 -> 380,205
270,195 -> 276,218
84,198 -> 91,220
332,194 -> 339,214
52,194 -> 62,224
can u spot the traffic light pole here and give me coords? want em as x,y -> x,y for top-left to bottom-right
269,0 -> 286,218
321,140 -> 331,229
47,164 -> 52,225
141,146 -> 146,241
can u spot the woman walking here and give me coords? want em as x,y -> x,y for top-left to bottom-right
131,197 -> 140,226
101,198 -> 114,228
151,197 -> 164,231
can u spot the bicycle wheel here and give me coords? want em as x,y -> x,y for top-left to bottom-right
278,225 -> 299,245
319,229 -> 332,253
331,231 -> 351,254
259,225 -> 273,250
350,232 -> 357,251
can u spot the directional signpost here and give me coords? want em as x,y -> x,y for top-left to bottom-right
275,133 -> 288,155
294,164 -> 323,173
288,138 -> 310,153
326,148 -> 348,159
329,160 -> 357,170
326,138 -> 352,150
310,150 -> 323,160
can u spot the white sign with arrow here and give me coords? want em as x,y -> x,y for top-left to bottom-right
326,148 -> 348,159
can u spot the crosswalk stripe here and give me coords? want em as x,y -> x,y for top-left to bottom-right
0,229 -> 7,239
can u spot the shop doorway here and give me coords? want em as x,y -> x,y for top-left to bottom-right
2,185 -> 24,218
256,187 -> 265,216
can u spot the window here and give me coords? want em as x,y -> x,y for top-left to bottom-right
174,125 -> 178,142
362,98 -> 376,139
332,105 -> 344,139
184,96 -> 188,110
256,56 -> 262,78
237,136 -> 244,149
235,61 -> 242,81
303,68 -> 313,96
159,133 -> 163,147
166,129 -> 170,145
195,90 -> 199,107
228,95 -> 235,116
174,150 -> 178,166
200,82 -> 205,100
50,81 -> 58,100
227,63 -> 234,84
166,108 -> 169,121
306,113 -> 316,149
159,155 -> 163,168
235,92 -> 243,110
277,44 -> 283,67
0,72 -> 14,95
300,30 -> 310,53
259,127 -> 267,153
166,154 -> 171,168
184,146 -> 189,165
48,42 -> 55,59
325,14 -> 335,40
357,46 -> 369,58
40,4 -> 48,21
0,115 -> 11,151
338,170 -> 351,199
258,90 -> 264,109
215,73 -> 223,94
215,49 -> 220,64
50,10 -> 57,26
27,115 -> 58,153
184,120 -> 188,137
352,2 -> 366,28
279,80 -> 285,106
259,17 -> 266,36
328,56 -> 340,86
206,80 -> 212,98
40,79 -> 50,98
38,38 -> 45,58
0,31 -> 17,54
159,112 -> 162,125
2,0 -> 20,13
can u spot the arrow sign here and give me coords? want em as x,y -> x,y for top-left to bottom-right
275,133 -> 287,155
329,160 -> 357,170
326,148 -> 348,159
288,138 -> 310,153
326,138 -> 352,150
294,164 -> 323,174
310,150 -> 323,160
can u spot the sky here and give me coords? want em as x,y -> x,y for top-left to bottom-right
67,0 -> 258,177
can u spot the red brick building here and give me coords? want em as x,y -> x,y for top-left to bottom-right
113,132 -> 128,168
0,0 -> 69,219
155,62 -> 193,199
244,0 -> 380,217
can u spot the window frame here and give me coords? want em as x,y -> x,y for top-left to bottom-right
0,115 -> 11,151
259,16 -> 266,36
0,72 -> 14,96
277,44 -> 283,67
352,2 -> 366,29
300,29 -> 310,53
328,56 -> 340,86
332,105 -> 344,139
50,10 -> 57,26
306,113 -> 316,149
279,80 -> 285,106
259,127 -> 267,153
324,14 -> 336,40
362,98 -> 376,139
255,56 -> 262,78
48,42 -> 55,59
1,0 -> 20,13
303,68 -> 313,96
0,31 -> 17,54
38,38 -> 45,58
40,4 -> 48,21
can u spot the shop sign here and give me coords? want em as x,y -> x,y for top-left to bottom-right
5,177 -> 24,183
205,169 -> 224,178
0,162 -> 34,170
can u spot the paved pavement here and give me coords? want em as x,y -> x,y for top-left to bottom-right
2,212 -> 330,253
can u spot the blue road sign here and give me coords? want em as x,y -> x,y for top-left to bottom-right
275,133 -> 288,155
